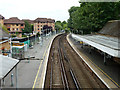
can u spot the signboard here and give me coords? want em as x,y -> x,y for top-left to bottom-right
12,43 -> 24,46
1,50 -> 11,53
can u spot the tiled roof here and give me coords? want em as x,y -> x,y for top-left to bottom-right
47,18 -> 55,23
99,20 -> 120,37
34,18 -> 55,23
4,17 -> 25,24
22,19 -> 34,24
0,14 -> 4,19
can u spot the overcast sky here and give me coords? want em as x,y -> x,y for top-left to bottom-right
0,0 -> 79,21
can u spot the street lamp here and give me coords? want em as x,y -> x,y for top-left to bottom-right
10,37 -> 12,57
27,35 -> 29,48
35,33 -> 36,44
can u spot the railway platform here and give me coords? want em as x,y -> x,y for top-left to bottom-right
2,34 -> 60,88
67,34 -> 120,88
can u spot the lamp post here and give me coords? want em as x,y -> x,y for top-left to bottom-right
80,30 -> 83,35
45,29 -> 46,39
10,37 -> 12,57
27,34 -> 30,48
35,33 -> 36,44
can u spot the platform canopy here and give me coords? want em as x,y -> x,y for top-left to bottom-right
0,55 -> 19,79
72,34 -> 120,58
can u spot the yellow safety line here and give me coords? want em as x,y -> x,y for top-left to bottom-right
79,50 -> 120,88
67,35 -> 120,88
32,38 -> 52,89
32,61 -> 42,89
32,45 -> 48,89
42,39 -> 51,59
87,56 -> 120,87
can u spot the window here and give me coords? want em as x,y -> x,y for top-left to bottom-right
38,25 -> 39,27
16,24 -> 18,26
7,28 -> 10,31
38,28 -> 39,30
17,28 -> 19,31
12,32 -> 15,34
21,24 -> 23,26
13,28 -> 14,30
41,25 -> 42,27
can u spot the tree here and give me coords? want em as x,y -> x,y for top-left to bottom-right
55,20 -> 69,32
22,21 -> 32,34
68,6 -> 79,30
68,2 -> 120,34
61,21 -> 67,30
0,24 -> 9,34
55,21 -> 62,32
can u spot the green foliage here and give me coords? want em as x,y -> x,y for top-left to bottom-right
15,31 -> 19,35
22,21 -> 32,33
55,21 -> 62,31
62,21 -> 67,30
31,24 -> 34,32
0,24 -> 9,34
68,2 -> 120,34
55,20 -> 68,32
11,34 -> 16,37
36,32 -> 40,37
22,35 -> 27,37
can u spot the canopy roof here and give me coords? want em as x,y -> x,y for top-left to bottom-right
0,55 -> 19,79
72,34 -> 120,58
99,20 -> 120,37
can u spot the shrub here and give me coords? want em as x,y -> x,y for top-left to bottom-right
22,35 -> 27,37
11,35 -> 16,37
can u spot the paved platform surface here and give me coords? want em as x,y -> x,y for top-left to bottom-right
67,34 -> 120,88
2,34 -> 56,88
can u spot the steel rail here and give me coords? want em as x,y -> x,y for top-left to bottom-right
50,56 -> 53,89
60,34 -> 81,89
58,36 -> 69,90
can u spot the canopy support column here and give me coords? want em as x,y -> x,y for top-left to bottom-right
104,53 -> 107,65
15,66 -> 18,89
89,46 -> 91,54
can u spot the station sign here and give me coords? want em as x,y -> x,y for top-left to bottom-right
12,43 -> 24,46
1,50 -> 11,53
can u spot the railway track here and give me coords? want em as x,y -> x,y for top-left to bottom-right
44,34 -> 107,89
59,35 -> 80,89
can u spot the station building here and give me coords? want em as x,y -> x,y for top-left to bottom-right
33,18 -> 55,34
4,17 -> 25,38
